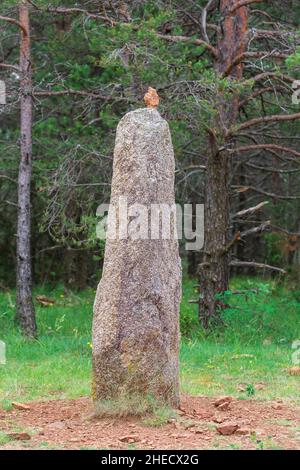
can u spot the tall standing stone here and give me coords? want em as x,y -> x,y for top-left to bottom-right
93,94 -> 181,410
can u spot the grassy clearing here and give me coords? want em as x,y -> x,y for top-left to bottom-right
0,286 -> 92,404
0,277 -> 300,407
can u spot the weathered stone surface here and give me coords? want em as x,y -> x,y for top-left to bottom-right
92,108 -> 181,408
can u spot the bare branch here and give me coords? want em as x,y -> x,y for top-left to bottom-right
34,89 -> 105,99
223,231 -> 241,254
252,29 -> 290,39
229,0 -> 264,14
248,71 -> 296,85
233,201 -> 269,219
33,89 -> 127,102
240,220 -> 271,237
157,33 -> 218,57
0,175 -> 17,184
270,225 -> 300,237
0,15 -> 28,36
232,185 -> 300,200
230,260 -> 286,274
231,113 -> 300,136
5,200 -> 18,207
200,0 -> 216,44
43,7 -> 114,24
0,62 -> 20,72
231,144 -> 300,158
251,9 -> 273,21
239,86 -> 287,108
175,164 -> 206,173
246,162 -> 300,174
223,51 -> 289,77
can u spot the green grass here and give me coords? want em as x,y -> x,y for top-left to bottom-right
0,431 -> 11,446
0,277 -> 300,408
142,406 -> 176,427
0,286 -> 93,404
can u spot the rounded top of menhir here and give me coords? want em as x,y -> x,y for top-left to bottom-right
144,87 -> 159,108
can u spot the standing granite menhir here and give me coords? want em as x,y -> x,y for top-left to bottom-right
93,89 -> 181,410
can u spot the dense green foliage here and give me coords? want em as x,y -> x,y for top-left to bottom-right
1,1 -> 300,288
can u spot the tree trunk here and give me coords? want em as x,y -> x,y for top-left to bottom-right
199,0 -> 248,327
235,162 -> 247,272
15,0 -> 37,338
199,146 -> 231,328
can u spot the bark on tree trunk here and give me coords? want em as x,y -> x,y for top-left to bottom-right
199,147 -> 231,328
235,162 -> 247,272
15,0 -> 37,338
199,0 -> 248,327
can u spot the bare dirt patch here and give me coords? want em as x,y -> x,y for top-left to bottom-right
1,395 -> 300,450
